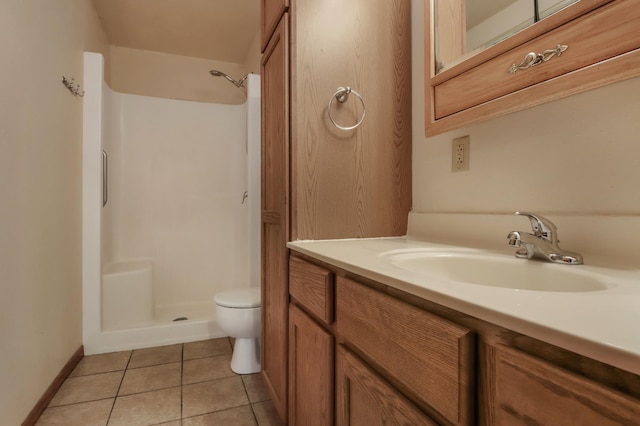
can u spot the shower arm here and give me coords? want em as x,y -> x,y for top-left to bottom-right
210,70 -> 248,88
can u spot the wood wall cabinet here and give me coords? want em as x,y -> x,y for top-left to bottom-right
261,1 -> 412,423
261,15 -> 290,421
261,0 -> 289,52
290,0 -> 412,240
425,0 -> 640,136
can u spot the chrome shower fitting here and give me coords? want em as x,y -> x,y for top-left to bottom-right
209,70 -> 248,88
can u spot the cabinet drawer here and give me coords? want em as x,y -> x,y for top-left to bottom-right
289,256 -> 334,325
434,0 -> 640,119
336,277 -> 474,426
490,345 -> 640,425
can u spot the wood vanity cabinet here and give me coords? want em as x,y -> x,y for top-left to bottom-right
483,344 -> 640,425
289,254 -> 640,426
425,0 -> 640,136
288,256 -> 335,425
289,255 -> 475,425
335,346 -> 437,426
336,277 -> 475,426
288,304 -> 334,426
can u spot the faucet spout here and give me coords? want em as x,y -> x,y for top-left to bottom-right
507,213 -> 583,264
507,230 -> 553,260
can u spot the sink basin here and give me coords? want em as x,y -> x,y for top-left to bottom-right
384,251 -> 610,292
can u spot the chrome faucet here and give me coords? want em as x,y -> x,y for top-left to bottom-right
507,212 -> 583,264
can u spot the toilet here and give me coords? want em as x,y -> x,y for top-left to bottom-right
214,287 -> 261,374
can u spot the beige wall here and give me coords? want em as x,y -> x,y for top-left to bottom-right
0,1 -> 109,424
109,45 -> 259,104
410,0 -> 640,259
243,30 -> 262,75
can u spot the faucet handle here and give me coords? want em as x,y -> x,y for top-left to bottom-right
514,212 -> 557,244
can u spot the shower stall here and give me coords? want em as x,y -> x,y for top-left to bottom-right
82,52 -> 261,355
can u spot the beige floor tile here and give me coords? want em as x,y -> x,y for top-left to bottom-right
183,338 -> 232,360
182,405 -> 257,426
241,374 -> 270,404
36,398 -> 114,426
108,387 -> 181,426
49,371 -> 123,407
182,376 -> 249,418
128,344 -> 182,369
252,400 -> 284,426
182,355 -> 234,384
154,422 -> 181,426
119,362 -> 181,396
70,351 -> 131,377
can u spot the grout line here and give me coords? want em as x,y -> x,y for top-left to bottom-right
106,350 -> 133,425
180,343 -> 184,420
239,373 -> 261,425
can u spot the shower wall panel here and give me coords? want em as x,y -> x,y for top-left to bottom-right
101,82 -> 121,266
107,92 -> 248,316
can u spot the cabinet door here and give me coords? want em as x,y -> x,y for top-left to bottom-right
261,0 -> 289,52
336,345 -> 438,426
261,15 -> 289,423
288,304 -> 334,426
486,345 -> 640,425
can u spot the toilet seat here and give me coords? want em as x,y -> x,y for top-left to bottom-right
214,287 -> 260,308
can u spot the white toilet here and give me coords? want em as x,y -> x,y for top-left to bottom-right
214,287 -> 261,374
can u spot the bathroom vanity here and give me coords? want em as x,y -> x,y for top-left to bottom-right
287,238 -> 640,425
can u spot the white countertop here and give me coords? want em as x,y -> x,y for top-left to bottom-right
287,237 -> 640,375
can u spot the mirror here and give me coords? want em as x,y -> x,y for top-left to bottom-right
435,0 -> 578,73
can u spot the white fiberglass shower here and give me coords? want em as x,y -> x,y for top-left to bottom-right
82,52 -> 261,355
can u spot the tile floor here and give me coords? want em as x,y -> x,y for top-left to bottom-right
36,338 -> 283,426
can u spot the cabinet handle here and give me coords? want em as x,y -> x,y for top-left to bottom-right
327,86 -> 366,131
508,44 -> 568,74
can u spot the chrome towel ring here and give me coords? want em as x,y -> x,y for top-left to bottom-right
327,86 -> 366,131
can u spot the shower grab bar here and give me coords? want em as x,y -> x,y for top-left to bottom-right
102,150 -> 108,207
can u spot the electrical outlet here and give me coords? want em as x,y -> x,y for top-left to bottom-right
452,135 -> 470,172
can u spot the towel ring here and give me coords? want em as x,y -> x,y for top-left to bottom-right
327,86 -> 366,131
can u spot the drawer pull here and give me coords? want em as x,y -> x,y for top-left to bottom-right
509,44 -> 568,74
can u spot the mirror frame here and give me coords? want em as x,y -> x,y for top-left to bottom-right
425,0 -> 640,137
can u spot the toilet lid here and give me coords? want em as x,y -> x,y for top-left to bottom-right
214,287 -> 261,308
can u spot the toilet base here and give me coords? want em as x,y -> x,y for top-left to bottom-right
230,337 -> 261,374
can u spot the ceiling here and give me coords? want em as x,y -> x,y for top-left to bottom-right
92,0 -> 260,64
